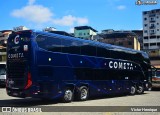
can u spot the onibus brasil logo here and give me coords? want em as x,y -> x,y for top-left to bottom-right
136,0 -> 158,5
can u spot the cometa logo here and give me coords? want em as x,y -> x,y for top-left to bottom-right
109,61 -> 134,70
14,35 -> 20,44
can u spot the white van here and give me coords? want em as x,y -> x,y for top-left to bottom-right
0,62 -> 6,86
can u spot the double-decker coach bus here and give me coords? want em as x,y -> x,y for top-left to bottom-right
6,28 -> 151,102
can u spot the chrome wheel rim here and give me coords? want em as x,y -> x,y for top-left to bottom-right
81,89 -> 88,100
137,86 -> 143,93
64,90 -> 72,101
131,86 -> 135,94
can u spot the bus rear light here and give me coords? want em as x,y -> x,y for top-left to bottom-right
24,72 -> 32,89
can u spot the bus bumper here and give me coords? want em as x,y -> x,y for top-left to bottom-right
6,85 -> 61,99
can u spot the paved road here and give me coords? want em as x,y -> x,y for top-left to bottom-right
0,87 -> 160,115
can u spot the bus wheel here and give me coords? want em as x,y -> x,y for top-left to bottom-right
136,85 -> 144,94
63,88 -> 73,103
77,86 -> 89,101
130,86 -> 136,95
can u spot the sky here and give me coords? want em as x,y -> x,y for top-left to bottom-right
0,0 -> 159,33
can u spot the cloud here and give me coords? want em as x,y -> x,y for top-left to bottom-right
69,27 -> 74,33
76,17 -> 88,25
11,0 -> 89,27
28,0 -> 36,5
52,15 -> 88,26
117,5 -> 126,10
11,5 -> 53,23
52,15 -> 76,26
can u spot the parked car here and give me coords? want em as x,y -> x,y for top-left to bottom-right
0,62 -> 6,86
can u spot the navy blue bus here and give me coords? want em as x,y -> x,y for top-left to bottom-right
6,29 -> 151,102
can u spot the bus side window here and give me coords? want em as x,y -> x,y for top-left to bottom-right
36,35 -> 62,52
81,43 -> 96,57
47,37 -> 62,52
97,46 -> 110,58
61,39 -> 81,55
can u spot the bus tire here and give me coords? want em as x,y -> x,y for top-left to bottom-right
62,88 -> 73,103
130,86 -> 136,95
136,85 -> 144,94
77,86 -> 89,101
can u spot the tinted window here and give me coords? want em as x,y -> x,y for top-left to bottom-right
81,43 -> 96,56
61,39 -> 81,54
36,35 -> 62,52
97,46 -> 110,58
110,50 -> 131,61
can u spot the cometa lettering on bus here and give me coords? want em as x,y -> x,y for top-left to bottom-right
8,53 -> 24,59
109,61 -> 134,70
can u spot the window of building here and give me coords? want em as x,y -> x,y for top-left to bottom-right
144,24 -> 147,27
157,16 -> 159,19
150,23 -> 155,27
150,30 -> 155,33
157,36 -> 160,38
150,43 -> 156,46
79,33 -> 82,36
157,23 -> 159,25
157,29 -> 159,31
84,33 -> 86,35
143,12 -> 147,15
150,36 -> 156,39
128,41 -> 132,45
144,37 -> 148,39
144,43 -> 149,47
150,17 -> 155,21
88,33 -> 90,35
144,18 -> 147,20
144,30 -> 148,33
119,42 -> 123,46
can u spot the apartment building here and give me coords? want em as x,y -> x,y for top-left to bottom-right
74,26 -> 97,40
143,9 -> 160,50
143,9 -> 160,68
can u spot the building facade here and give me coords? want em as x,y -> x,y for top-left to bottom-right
132,30 -> 143,50
0,30 -> 12,62
143,9 -> 160,68
143,9 -> 160,50
74,26 -> 97,40
99,30 -> 141,50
